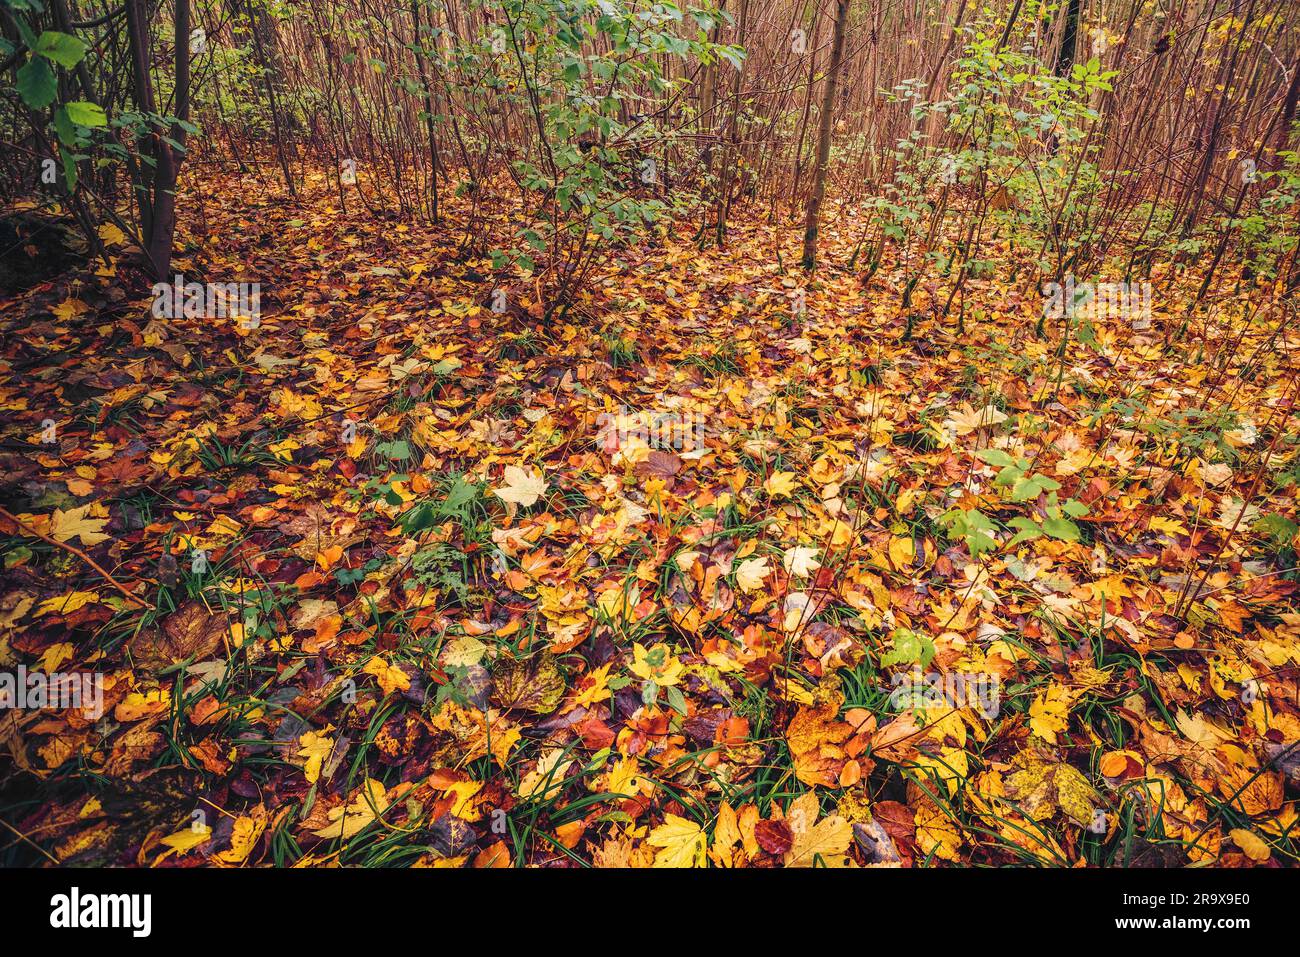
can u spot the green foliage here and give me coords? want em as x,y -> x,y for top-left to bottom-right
1234,141 -> 1300,281
449,0 -> 741,312
5,18 -> 107,189
879,626 -> 936,669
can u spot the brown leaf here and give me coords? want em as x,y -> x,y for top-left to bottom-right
129,601 -> 228,670
635,449 -> 682,479
754,818 -> 793,856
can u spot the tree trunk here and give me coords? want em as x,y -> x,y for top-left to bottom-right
411,0 -> 440,221
125,0 -> 191,279
801,0 -> 849,272
1053,0 -> 1082,77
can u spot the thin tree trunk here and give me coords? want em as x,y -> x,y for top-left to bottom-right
125,0 -> 190,278
1053,0 -> 1081,77
801,0 -> 849,272
411,0 -> 440,221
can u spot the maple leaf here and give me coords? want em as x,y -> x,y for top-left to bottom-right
216,807 -> 268,865
914,802 -> 962,861
49,505 -> 110,546
629,642 -> 684,686
310,779 -> 388,840
764,471 -> 798,498
786,681 -> 855,787
36,642 -> 73,672
1004,757 -> 1101,826
114,689 -> 171,722
944,402 -> 1009,436
517,748 -> 574,801
491,652 -> 566,713
783,792 -> 853,867
735,556 -> 771,592
1028,685 -> 1074,743
36,591 -> 100,616
97,222 -> 126,245
363,655 -> 411,696
155,824 -> 212,862
783,546 -> 822,578
595,583 -> 640,621
603,756 -> 646,799
298,729 -> 335,784
647,814 -> 707,868
493,465 -> 546,507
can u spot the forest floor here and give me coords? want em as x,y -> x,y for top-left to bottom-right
2,168 -> 1299,867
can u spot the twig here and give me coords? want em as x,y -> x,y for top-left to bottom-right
0,507 -> 149,608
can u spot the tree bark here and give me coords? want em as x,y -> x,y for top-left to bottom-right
125,0 -> 191,279
1053,0 -> 1082,77
801,0 -> 849,272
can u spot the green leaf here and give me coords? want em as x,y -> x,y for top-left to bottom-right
975,448 -> 1016,468
880,627 -> 935,669
61,150 -> 78,191
1042,516 -> 1081,542
400,502 -> 437,534
1010,476 -> 1042,502
1060,498 -> 1089,518
376,439 -> 411,461
441,476 -> 479,511
53,105 -> 77,145
1006,516 -> 1043,547
64,100 -> 106,127
995,464 -> 1023,486
1253,513 -> 1298,547
34,30 -> 86,67
16,57 -> 57,109
967,530 -> 998,559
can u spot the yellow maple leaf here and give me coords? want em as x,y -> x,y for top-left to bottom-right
647,813 -> 707,868
783,546 -> 822,578
603,756 -> 645,799
37,591 -> 100,617
1029,685 -> 1074,743
571,662 -> 613,710
784,792 -> 853,867
268,438 -> 300,463
1149,516 -> 1189,537
363,656 -> 411,696
944,402 -> 1009,436
629,642 -> 684,686
114,689 -> 171,722
735,556 -> 771,592
51,298 -> 87,321
311,779 -> 388,840
37,642 -> 73,672
518,748 -> 574,801
596,584 -> 640,622
216,808 -> 268,864
156,824 -> 212,862
914,802 -> 962,861
764,471 -> 798,498
493,465 -> 546,507
297,729 -> 335,784
49,505 -> 110,546
97,222 -> 126,246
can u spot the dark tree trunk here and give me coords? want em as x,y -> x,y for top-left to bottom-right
801,0 -> 849,272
